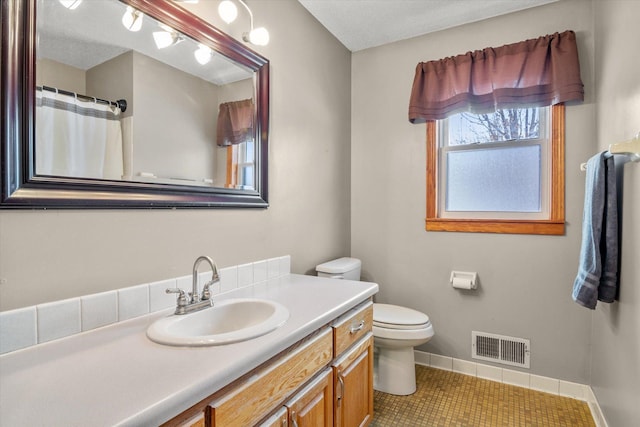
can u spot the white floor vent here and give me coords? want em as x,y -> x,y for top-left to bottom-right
472,331 -> 530,368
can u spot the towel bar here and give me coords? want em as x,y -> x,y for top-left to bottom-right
580,131 -> 640,171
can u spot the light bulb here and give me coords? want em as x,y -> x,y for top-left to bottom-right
249,27 -> 269,46
153,31 -> 175,49
218,0 -> 238,24
59,0 -> 82,9
194,44 -> 212,65
122,6 -> 143,32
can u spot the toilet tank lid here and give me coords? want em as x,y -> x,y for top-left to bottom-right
316,257 -> 361,274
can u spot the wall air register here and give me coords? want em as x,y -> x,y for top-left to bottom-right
472,331 -> 530,368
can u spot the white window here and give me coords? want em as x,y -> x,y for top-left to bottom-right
425,104 -> 565,235
439,107 -> 549,220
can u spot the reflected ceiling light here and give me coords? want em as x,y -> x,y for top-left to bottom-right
218,0 -> 269,46
194,44 -> 212,65
153,24 -> 184,49
218,0 -> 238,24
122,6 -> 143,32
59,0 -> 83,9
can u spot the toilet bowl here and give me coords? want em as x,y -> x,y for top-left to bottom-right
316,257 -> 435,396
373,303 -> 434,395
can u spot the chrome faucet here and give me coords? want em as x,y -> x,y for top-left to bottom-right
166,255 -> 220,315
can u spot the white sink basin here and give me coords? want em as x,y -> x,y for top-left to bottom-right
146,298 -> 290,346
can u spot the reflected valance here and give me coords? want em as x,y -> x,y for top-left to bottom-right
216,99 -> 254,146
408,30 -> 584,123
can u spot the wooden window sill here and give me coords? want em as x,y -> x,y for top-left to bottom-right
425,218 -> 565,235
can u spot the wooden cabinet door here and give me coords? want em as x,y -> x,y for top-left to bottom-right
285,368 -> 333,427
258,407 -> 288,427
333,334 -> 374,427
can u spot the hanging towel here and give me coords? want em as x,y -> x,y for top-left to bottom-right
572,152 -> 619,309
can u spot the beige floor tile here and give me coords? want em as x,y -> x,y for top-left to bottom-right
372,365 -> 595,427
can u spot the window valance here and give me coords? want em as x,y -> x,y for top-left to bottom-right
408,30 -> 584,123
216,99 -> 254,146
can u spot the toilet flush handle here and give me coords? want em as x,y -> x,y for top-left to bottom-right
350,320 -> 365,334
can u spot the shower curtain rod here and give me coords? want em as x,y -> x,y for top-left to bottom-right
37,85 -> 127,113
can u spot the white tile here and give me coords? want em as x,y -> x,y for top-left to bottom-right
279,255 -> 291,275
559,380 -> 587,400
37,298 -> 81,343
237,263 -> 253,287
81,291 -> 118,331
430,354 -> 453,371
530,374 -> 560,395
502,368 -> 530,388
176,275 -> 191,293
198,270 -> 213,283
253,260 -> 268,283
477,364 -> 503,382
0,306 -> 37,354
414,350 -> 431,366
267,258 -> 280,279
219,266 -> 238,293
453,358 -> 477,377
118,284 -> 149,321
149,278 -> 178,312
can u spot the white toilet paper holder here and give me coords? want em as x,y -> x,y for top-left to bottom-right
450,271 -> 478,289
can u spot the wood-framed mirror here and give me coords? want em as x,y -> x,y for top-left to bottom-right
1,0 -> 269,208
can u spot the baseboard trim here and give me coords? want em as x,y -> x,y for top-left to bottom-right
414,350 -> 608,427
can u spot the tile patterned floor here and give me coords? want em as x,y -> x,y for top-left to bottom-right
372,365 -> 595,427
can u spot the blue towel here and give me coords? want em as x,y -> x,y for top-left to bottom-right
572,152 -> 619,309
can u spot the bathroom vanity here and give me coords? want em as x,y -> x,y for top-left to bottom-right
0,274 -> 378,426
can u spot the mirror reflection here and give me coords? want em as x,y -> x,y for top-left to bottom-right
36,0 -> 257,190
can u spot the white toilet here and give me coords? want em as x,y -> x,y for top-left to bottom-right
316,257 -> 435,396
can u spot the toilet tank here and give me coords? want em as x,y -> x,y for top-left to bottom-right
315,257 -> 361,280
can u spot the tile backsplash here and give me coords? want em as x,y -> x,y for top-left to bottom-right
0,255 -> 291,355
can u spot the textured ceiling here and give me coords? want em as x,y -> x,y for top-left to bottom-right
297,0 -> 559,52
38,0 -> 251,86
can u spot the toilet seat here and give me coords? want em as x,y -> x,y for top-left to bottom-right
373,303 -> 431,330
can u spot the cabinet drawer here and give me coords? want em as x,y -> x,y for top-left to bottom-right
332,301 -> 373,356
208,328 -> 333,427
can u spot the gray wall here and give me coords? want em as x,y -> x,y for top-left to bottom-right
0,0 -> 352,310
36,58 -> 86,95
131,51 -> 219,182
591,1 -> 640,425
351,0 -> 596,384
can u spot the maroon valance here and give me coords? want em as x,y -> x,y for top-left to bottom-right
216,99 -> 254,146
408,30 -> 584,123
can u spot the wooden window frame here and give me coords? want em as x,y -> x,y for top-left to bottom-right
426,103 -> 565,235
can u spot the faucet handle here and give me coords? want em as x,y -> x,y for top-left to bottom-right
201,279 -> 216,301
166,288 -> 188,307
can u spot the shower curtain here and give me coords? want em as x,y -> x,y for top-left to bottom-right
35,89 -> 124,180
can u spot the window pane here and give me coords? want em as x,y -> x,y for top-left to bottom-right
446,145 -> 541,212
448,108 -> 540,145
240,165 -> 254,188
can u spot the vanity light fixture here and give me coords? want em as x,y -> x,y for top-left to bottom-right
194,44 -> 212,65
153,24 -> 184,49
59,0 -> 82,9
122,6 -> 143,32
217,0 -> 269,46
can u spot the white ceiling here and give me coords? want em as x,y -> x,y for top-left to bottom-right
297,0 -> 559,52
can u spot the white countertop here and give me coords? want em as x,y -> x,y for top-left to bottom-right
0,274 -> 378,426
